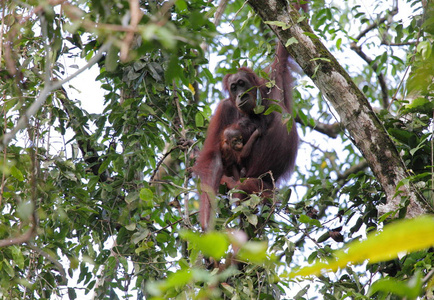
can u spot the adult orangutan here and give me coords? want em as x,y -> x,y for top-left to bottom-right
193,43 -> 298,230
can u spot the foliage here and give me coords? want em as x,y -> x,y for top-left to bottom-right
0,0 -> 433,299
290,216 -> 434,277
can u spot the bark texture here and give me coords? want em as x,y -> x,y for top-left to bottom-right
247,0 -> 430,217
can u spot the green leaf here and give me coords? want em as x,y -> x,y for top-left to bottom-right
286,117 -> 294,133
98,158 -> 111,174
402,97 -> 434,114
417,41 -> 432,60
11,246 -> 24,269
369,271 -> 423,298
296,109 -> 308,125
174,0 -> 188,12
311,57 -> 331,63
166,55 -> 182,82
253,105 -> 265,114
264,104 -> 282,115
125,223 -> 136,231
140,188 -> 153,201
125,191 -> 139,204
238,241 -> 269,263
17,201 -> 34,220
68,287 -> 77,300
132,229 -> 149,244
289,216 -> 434,278
166,269 -> 192,287
141,103 -> 156,116
105,45 -> 119,72
181,230 -> 229,259
298,214 -> 321,227
297,16 -> 306,23
3,259 -> 14,277
10,166 -> 24,181
303,32 -> 318,39
195,112 -> 204,127
246,214 -> 258,226
264,21 -> 290,30
317,232 -> 330,243
285,37 -> 298,47
336,38 -> 342,50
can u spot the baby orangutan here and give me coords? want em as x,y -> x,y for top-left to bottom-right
221,122 -> 261,181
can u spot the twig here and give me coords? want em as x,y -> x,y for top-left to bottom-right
354,10 -> 396,42
213,0 -> 229,25
431,110 -> 433,198
388,21 -> 423,110
388,64 -> 411,109
351,7 -> 398,109
423,267 -> 434,285
0,0 -> 6,59
150,179 -> 191,190
381,40 -> 416,46
149,211 -> 199,237
231,0 -> 248,26
28,244 -> 66,281
150,145 -> 181,182
350,42 -> 389,109
173,84 -> 186,136
0,91 -> 6,207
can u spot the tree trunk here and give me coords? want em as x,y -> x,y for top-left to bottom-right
247,0 -> 430,217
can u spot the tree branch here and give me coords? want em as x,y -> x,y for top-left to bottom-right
350,42 -> 389,109
0,225 -> 36,248
247,0 -> 430,217
337,160 -> 369,184
349,7 -> 398,109
295,115 -> 342,139
28,244 -> 66,282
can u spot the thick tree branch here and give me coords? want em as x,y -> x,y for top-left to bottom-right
247,0 -> 430,217
0,224 -> 36,247
295,115 -> 341,139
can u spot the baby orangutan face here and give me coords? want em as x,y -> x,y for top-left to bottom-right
224,128 -> 244,152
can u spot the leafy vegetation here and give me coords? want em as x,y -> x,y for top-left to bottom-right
0,0 -> 433,299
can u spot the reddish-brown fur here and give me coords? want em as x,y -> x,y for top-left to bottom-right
194,43 -> 299,230
221,121 -> 261,180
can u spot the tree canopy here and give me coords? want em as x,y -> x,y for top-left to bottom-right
0,0 -> 433,299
